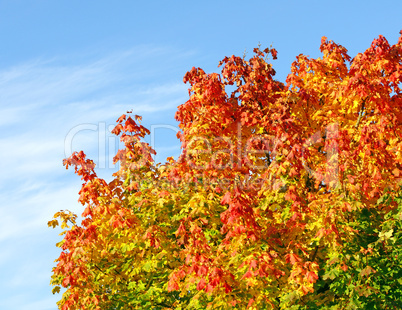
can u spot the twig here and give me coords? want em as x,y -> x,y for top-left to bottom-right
310,246 -> 319,262
354,98 -> 367,129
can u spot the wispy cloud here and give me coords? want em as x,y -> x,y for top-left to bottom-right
0,45 -> 189,178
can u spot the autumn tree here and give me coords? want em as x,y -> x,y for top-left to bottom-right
50,32 -> 402,309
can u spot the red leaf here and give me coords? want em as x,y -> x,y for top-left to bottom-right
117,114 -> 126,123
224,282 -> 232,293
271,48 -> 278,59
124,117 -> 138,133
175,223 -> 186,237
198,265 -> 208,276
196,278 -> 206,290
167,279 -> 179,292
221,192 -> 231,205
241,270 -> 253,279
341,264 -> 348,272
82,206 -> 92,217
205,283 -> 214,293
111,124 -> 122,135
306,271 -> 319,283
158,190 -> 170,198
300,284 -> 312,295
286,253 -> 302,265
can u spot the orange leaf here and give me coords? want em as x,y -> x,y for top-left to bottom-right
286,253 -> 302,265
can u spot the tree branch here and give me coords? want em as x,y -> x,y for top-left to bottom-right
310,246 -> 319,262
354,98 -> 367,129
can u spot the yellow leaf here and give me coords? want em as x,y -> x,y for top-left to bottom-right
52,286 -> 61,294
47,219 -> 59,228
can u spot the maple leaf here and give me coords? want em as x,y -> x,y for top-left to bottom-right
306,271 -> 319,283
286,253 -> 302,265
117,114 -> 126,123
197,278 -> 206,290
124,117 -> 139,133
271,48 -> 278,60
220,192 -> 231,205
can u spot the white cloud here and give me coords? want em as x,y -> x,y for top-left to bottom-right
0,46 -> 188,182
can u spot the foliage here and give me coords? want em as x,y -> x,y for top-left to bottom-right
49,32 -> 402,309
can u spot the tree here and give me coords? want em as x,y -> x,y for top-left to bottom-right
49,32 -> 402,309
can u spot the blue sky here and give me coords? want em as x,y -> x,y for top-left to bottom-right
0,1 -> 401,309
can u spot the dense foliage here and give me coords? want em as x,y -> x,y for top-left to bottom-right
49,32 -> 402,309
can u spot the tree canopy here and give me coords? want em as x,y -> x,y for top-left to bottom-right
49,32 -> 402,309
